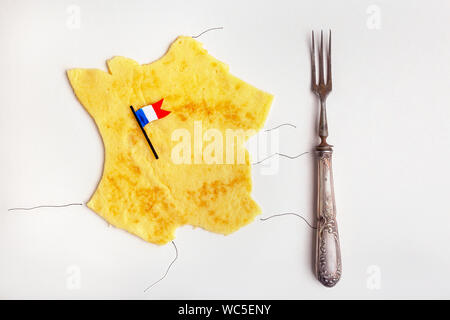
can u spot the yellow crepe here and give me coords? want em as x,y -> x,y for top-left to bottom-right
67,36 -> 273,244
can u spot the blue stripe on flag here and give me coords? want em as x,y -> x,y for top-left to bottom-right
135,108 -> 149,127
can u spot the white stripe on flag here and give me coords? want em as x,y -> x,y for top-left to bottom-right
142,105 -> 158,122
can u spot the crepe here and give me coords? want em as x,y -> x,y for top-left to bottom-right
68,36 -> 273,244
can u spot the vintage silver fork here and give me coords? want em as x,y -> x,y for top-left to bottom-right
311,30 -> 342,287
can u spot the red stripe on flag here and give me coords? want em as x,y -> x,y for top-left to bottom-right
152,99 -> 171,119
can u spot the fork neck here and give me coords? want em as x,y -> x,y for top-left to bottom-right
317,98 -> 333,151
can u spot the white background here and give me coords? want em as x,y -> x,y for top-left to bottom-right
1,0 -> 450,299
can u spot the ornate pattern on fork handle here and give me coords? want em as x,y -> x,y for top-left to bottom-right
316,150 -> 342,287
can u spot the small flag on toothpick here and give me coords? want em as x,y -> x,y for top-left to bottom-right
130,99 -> 171,160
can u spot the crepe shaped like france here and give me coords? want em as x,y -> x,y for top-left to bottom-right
67,36 -> 273,245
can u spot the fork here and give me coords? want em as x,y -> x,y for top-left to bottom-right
311,30 -> 342,287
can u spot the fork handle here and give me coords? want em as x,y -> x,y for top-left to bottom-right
316,150 -> 342,287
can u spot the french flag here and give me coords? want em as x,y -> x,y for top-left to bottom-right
134,99 -> 171,127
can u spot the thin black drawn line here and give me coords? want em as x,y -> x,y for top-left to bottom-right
260,213 -> 316,229
252,151 -> 309,165
265,123 -> 297,132
192,27 -> 224,39
8,203 -> 83,212
144,241 -> 178,293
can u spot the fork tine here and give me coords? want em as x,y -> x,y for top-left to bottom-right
311,30 -> 316,89
318,30 -> 325,85
327,29 -> 332,89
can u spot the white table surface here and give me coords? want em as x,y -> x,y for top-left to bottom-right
1,0 -> 450,299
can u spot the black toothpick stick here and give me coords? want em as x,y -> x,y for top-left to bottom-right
130,106 -> 159,159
